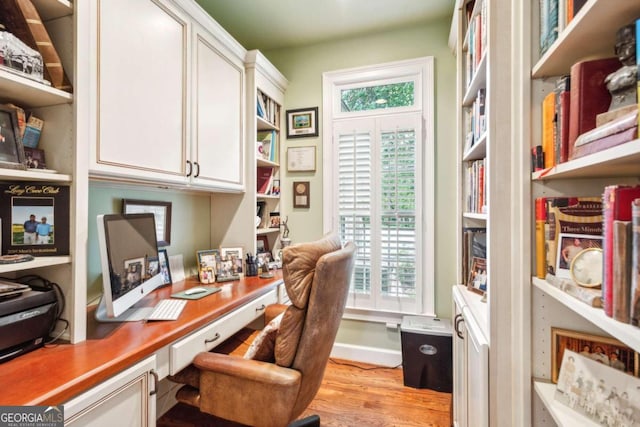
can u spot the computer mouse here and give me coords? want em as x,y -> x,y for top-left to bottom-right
185,287 -> 207,295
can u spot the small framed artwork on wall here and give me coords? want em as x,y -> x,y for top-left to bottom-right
286,107 -> 318,138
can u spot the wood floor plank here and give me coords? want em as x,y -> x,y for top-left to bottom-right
158,358 -> 452,426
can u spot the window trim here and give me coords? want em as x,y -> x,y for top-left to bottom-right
322,57 -> 435,317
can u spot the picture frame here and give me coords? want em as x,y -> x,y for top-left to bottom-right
555,233 -> 602,279
466,256 -> 487,295
551,327 -> 639,384
0,182 -> 70,256
269,211 -> 280,229
122,199 -> 172,247
23,147 -> 47,170
257,252 -> 272,271
219,247 -> 244,280
286,107 -> 318,138
197,249 -> 219,284
158,248 -> 172,286
256,235 -> 269,253
293,181 -> 310,208
554,349 -> 640,424
0,105 -> 26,170
287,146 -> 316,172
271,179 -> 281,196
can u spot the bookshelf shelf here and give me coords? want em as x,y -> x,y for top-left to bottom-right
462,132 -> 486,161
256,228 -> 280,235
257,158 -> 279,168
0,69 -> 73,108
462,52 -> 487,106
463,212 -> 487,221
532,277 -> 640,353
532,139 -> 640,180
257,115 -> 279,132
0,169 -> 72,182
533,381 -> 598,427
532,1 -> 640,78
0,256 -> 72,275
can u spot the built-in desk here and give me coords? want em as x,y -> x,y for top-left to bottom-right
0,272 -> 283,407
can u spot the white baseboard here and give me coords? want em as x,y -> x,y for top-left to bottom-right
330,343 -> 402,368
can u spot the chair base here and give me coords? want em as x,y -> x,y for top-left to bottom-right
288,415 -> 320,427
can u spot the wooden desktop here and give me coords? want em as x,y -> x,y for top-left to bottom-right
0,272 -> 283,406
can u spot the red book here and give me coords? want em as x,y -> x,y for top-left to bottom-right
568,58 -> 621,160
256,167 -> 273,194
602,185 -> 640,317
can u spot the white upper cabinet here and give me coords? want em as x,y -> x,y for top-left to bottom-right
191,23 -> 244,191
89,0 -> 245,192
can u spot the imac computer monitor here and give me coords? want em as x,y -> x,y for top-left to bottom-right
96,213 -> 164,322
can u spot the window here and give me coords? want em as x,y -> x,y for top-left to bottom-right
323,58 -> 434,317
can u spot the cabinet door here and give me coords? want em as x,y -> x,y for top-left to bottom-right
64,356 -> 157,427
93,0 -> 189,185
452,305 -> 467,427
191,25 -> 244,191
464,307 -> 489,427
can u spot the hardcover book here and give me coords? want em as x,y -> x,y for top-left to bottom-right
631,199 -> 640,326
612,220 -> 631,323
602,185 -> 640,317
544,197 -> 602,276
256,166 -> 274,195
542,91 -> 556,168
554,75 -> 571,163
0,182 -> 70,256
568,57 -> 622,160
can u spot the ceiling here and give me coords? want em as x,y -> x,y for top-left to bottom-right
195,0 -> 456,51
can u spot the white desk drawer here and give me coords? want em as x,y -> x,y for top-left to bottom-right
169,289 -> 277,374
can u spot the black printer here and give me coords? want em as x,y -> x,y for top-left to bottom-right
0,288 -> 57,362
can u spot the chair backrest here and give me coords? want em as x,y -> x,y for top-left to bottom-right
275,234 -> 356,419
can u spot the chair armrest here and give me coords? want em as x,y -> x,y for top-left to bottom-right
193,351 -> 300,386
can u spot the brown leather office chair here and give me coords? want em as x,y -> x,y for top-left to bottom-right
170,233 -> 356,427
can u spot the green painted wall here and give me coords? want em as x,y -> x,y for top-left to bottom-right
264,19 -> 457,350
86,183 -> 212,305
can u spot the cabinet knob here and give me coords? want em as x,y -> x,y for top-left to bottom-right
194,162 -> 200,178
186,160 -> 192,177
255,304 -> 266,312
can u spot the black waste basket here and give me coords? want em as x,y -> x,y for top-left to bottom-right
400,316 -> 452,392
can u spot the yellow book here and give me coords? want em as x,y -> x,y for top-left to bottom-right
542,91 -> 556,168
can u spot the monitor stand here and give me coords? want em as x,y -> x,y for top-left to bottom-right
94,296 -> 154,322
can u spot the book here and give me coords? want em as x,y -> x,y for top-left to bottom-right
535,198 -> 547,279
256,166 -> 274,194
542,91 -> 556,168
540,0 -> 559,55
631,199 -> 640,326
601,185 -> 640,318
531,145 -> 544,172
571,109 -> 637,159
0,0 -> 72,91
462,227 -> 486,283
0,182 -> 70,256
546,273 -> 602,307
544,197 -> 602,277
568,57 -> 622,160
21,114 -> 44,148
612,220 -> 631,323
257,130 -> 276,162
566,0 -> 587,25
554,75 -> 571,163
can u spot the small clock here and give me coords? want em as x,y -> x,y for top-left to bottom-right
569,247 -> 603,288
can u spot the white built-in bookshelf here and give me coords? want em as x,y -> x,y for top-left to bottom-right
527,0 -> 640,424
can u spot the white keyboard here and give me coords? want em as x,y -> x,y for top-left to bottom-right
146,299 -> 187,321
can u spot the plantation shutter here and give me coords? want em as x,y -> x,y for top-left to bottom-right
334,113 -> 422,313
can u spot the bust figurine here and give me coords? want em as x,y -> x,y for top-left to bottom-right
605,23 -> 637,111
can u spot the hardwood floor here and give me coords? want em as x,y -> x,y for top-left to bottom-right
157,358 -> 452,427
